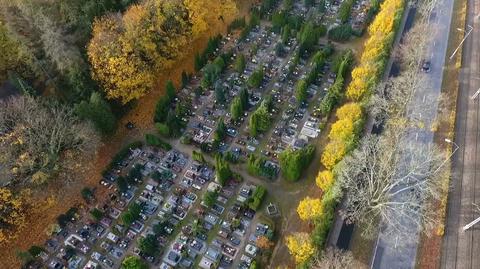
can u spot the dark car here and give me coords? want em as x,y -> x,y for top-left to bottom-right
422,60 -> 431,73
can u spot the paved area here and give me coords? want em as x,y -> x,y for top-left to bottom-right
441,0 -> 480,268
371,0 -> 455,268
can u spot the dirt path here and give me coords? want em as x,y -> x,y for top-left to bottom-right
0,2 -> 255,268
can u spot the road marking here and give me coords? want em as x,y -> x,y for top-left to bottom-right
423,95 -> 426,103
471,88 -> 480,100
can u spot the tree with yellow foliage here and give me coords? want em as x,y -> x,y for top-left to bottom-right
346,66 -> 375,101
321,139 -> 346,170
184,0 -> 237,37
88,14 -> 155,104
336,102 -> 363,122
0,188 -> 26,243
88,0 -> 192,104
286,232 -> 316,265
297,197 -> 324,221
316,170 -> 334,192
346,0 -> 404,102
329,118 -> 355,142
368,0 -> 404,36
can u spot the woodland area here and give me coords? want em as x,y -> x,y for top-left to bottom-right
0,0 -> 239,247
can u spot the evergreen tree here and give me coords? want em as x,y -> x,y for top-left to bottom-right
215,154 -> 232,186
154,96 -> 170,123
194,52 -> 204,71
74,92 -> 116,134
239,87 -> 249,110
235,54 -> 246,73
165,80 -> 176,101
230,97 -> 243,121
295,79 -> 308,103
214,118 -> 227,141
282,24 -> 291,44
215,83 -> 226,104
181,70 -> 189,88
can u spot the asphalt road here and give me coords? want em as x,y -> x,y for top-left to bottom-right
371,0 -> 455,268
441,0 -> 480,268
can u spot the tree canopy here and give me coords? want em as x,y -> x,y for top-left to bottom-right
121,256 -> 148,269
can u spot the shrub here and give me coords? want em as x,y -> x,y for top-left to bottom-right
328,24 -> 353,42
27,246 -> 44,257
203,191 -> 218,208
90,208 -> 104,221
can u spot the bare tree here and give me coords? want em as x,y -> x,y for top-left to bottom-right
1,0 -> 84,76
0,95 -> 100,186
311,247 -> 365,269
335,130 -> 447,238
369,20 -> 433,120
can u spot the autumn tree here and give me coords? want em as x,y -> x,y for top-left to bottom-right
256,236 -> 274,249
0,188 -> 26,243
316,170 -> 334,192
183,0 -> 237,36
88,13 -> 153,104
321,140 -> 346,170
0,96 -> 99,186
345,0 -> 404,101
336,102 -> 363,121
328,118 -> 355,142
286,232 -> 316,265
297,196 -> 324,221
88,0 -> 193,103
